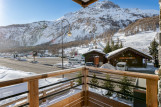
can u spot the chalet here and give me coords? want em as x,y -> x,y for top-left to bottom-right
106,47 -> 152,67
83,49 -> 106,66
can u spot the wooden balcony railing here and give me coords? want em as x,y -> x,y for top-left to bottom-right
0,67 -> 159,107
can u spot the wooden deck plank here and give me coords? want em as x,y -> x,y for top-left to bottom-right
48,91 -> 84,107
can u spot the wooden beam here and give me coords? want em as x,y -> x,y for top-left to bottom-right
72,0 -> 98,8
86,67 -> 159,80
88,91 -> 130,107
0,67 -> 84,87
72,0 -> 82,5
28,79 -> 39,107
146,79 -> 158,107
85,0 -> 98,6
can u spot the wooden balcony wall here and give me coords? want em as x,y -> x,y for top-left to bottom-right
0,67 -> 159,107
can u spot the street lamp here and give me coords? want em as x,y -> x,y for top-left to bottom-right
60,19 -> 72,78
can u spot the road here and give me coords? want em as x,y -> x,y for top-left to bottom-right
0,57 -> 64,74
0,57 -> 81,79
0,57 -> 136,82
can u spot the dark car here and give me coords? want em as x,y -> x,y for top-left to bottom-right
85,62 -> 94,66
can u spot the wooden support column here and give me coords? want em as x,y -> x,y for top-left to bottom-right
28,79 -> 39,107
42,91 -> 47,102
146,79 -> 158,107
82,67 -> 89,107
70,80 -> 74,87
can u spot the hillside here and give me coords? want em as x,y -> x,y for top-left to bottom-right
63,15 -> 159,55
0,0 -> 158,50
122,16 -> 159,36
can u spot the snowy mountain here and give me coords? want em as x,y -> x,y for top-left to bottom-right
64,15 -> 159,55
64,29 -> 158,56
0,0 -> 158,49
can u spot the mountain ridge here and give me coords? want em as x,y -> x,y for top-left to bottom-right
0,0 -> 158,50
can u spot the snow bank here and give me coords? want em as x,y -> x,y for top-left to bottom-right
100,63 -> 116,70
0,66 -> 34,81
0,66 -> 62,106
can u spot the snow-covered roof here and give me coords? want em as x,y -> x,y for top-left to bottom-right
83,49 -> 105,55
106,47 -> 152,59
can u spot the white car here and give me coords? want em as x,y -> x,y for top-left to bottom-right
116,62 -> 128,71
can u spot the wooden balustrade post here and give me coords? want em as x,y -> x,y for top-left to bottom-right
82,67 -> 89,107
28,79 -> 39,107
146,79 -> 158,107
42,91 -> 47,102
70,80 -> 74,87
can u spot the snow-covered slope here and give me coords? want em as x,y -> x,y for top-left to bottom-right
112,30 -> 158,52
0,0 -> 158,48
64,29 -> 158,55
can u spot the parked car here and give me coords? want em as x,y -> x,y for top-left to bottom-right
85,62 -> 94,66
68,55 -> 85,65
116,62 -> 128,71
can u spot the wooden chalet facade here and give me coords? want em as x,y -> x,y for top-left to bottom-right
83,49 -> 106,66
106,47 -> 152,67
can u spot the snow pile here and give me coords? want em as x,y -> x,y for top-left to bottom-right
40,89 -> 81,107
100,63 -> 116,70
0,66 -> 34,81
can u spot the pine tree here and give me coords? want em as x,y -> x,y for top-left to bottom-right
118,76 -> 132,100
102,74 -> 115,96
76,72 -> 82,85
111,40 -> 115,51
103,41 -> 112,54
114,38 -> 120,50
148,38 -> 159,67
120,41 -> 123,48
90,73 -> 99,89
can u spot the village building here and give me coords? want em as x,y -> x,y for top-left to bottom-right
106,47 -> 152,67
83,49 -> 106,66
83,47 -> 152,67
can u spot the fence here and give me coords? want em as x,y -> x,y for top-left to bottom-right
0,67 -> 159,107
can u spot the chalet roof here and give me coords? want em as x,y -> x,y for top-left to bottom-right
83,49 -> 106,55
72,0 -> 98,8
106,47 -> 152,59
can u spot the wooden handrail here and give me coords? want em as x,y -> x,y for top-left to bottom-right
0,67 -> 84,87
86,66 -> 159,80
86,66 -> 159,107
0,66 -> 159,88
0,66 -> 159,107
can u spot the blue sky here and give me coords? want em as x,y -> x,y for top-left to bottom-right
0,0 -> 159,26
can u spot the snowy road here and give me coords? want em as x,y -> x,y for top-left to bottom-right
0,57 -> 62,74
